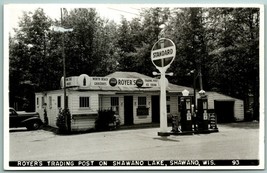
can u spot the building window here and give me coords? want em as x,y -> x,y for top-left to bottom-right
57,96 -> 61,108
80,97 -> 90,108
49,96 -> 52,108
137,97 -> 148,116
37,97 -> 39,106
138,97 -> 147,108
111,97 -> 119,114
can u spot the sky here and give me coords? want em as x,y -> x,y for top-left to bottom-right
5,4 -> 141,36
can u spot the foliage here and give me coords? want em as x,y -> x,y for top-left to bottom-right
43,108 -> 48,126
56,108 -> 70,133
95,109 -> 118,131
9,7 -> 260,120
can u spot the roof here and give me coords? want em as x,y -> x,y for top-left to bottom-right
36,71 -> 194,94
106,71 -> 151,79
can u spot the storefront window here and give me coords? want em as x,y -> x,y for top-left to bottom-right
138,97 -> 147,108
79,97 -> 90,108
137,97 -> 148,116
111,97 -> 119,114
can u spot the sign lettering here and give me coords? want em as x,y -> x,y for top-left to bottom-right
60,76 -> 79,88
151,38 -> 176,68
152,46 -> 175,60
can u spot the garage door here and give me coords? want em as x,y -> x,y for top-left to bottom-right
214,100 -> 235,123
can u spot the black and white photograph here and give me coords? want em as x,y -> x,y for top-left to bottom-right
3,3 -> 264,170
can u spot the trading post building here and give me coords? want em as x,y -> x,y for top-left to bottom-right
35,71 -> 244,131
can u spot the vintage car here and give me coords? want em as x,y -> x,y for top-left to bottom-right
9,107 -> 43,130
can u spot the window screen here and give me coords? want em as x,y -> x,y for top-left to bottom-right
79,97 -> 90,108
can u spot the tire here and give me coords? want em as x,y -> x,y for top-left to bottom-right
27,121 -> 41,130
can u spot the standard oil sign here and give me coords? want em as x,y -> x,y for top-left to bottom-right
151,38 -> 176,68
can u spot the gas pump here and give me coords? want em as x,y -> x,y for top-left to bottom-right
197,96 -> 209,131
180,97 -> 192,132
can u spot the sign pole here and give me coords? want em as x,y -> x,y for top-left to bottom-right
159,68 -> 168,132
151,38 -> 176,136
159,39 -> 168,133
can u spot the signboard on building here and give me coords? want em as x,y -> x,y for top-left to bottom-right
60,76 -> 79,88
78,74 -> 91,87
91,77 -> 159,88
60,75 -> 160,88
91,77 -> 109,86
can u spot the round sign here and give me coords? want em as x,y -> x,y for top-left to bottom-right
136,78 -> 144,87
151,38 -> 176,68
78,74 -> 90,87
109,78 -> 117,87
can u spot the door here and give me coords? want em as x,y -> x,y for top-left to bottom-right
214,100 -> 235,123
124,96 -> 133,125
152,95 -> 160,123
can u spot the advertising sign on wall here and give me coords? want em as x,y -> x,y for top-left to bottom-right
61,75 -> 160,88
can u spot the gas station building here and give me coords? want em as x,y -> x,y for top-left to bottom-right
35,71 -> 244,131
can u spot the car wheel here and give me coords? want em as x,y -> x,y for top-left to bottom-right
27,122 -> 41,130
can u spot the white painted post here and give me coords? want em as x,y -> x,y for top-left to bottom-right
151,38 -> 176,136
159,68 -> 168,132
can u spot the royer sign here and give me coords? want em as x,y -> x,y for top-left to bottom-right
61,75 -> 159,88
151,38 -> 176,68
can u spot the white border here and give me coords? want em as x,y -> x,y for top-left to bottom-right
258,3 -> 265,170
4,4 -> 10,171
3,3 -> 265,170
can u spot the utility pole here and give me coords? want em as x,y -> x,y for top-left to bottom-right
61,8 -> 67,111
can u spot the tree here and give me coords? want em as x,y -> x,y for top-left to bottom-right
9,8 -> 54,111
9,7 -> 260,120
167,8 -> 208,89
116,8 -> 171,76
206,8 -> 259,120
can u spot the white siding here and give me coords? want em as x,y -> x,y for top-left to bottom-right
100,96 -> 111,110
46,92 -> 64,128
70,91 -> 99,115
69,91 -> 99,130
118,96 -> 124,125
234,100 -> 244,121
99,95 -> 125,125
134,95 -> 152,124
71,114 -> 98,131
35,93 -> 44,121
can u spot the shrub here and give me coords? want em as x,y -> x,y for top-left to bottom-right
44,108 -> 48,126
95,109 -> 116,131
56,108 -> 70,134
